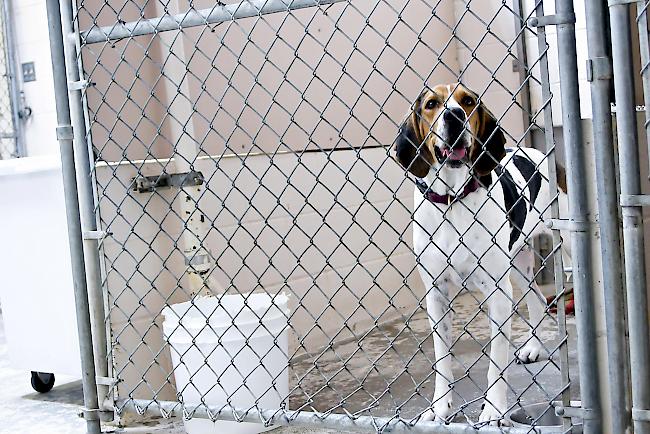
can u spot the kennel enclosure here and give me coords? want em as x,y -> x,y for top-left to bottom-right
44,0 -> 650,433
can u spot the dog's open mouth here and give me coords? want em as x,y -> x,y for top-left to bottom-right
435,145 -> 467,167
441,146 -> 466,161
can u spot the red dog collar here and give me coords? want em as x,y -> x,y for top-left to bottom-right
416,178 -> 482,206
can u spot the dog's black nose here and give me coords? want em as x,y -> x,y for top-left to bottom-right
443,107 -> 466,123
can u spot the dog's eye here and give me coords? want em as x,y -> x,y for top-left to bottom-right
462,96 -> 475,106
425,99 -> 439,110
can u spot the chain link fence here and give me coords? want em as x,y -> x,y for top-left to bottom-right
58,0 -> 593,431
0,0 -> 19,159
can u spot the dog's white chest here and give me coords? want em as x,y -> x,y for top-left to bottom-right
413,189 -> 510,289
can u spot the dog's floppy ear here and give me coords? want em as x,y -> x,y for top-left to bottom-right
470,103 -> 506,176
395,93 -> 433,178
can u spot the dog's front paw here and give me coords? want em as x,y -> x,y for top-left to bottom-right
421,398 -> 453,423
478,402 -> 511,427
515,339 -> 544,364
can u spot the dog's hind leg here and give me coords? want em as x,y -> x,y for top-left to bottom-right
421,284 -> 454,422
510,245 -> 546,364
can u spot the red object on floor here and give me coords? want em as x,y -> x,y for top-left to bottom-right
564,299 -> 575,315
546,290 -> 575,315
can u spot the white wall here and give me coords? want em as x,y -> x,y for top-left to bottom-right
523,0 -> 591,125
10,0 -> 58,157
453,0 -> 526,142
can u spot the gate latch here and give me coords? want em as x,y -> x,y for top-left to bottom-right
132,170 -> 204,193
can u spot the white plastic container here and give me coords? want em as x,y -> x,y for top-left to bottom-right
162,293 -> 289,434
0,156 -> 81,377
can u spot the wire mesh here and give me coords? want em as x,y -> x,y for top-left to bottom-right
0,0 -> 17,159
72,0 -> 577,431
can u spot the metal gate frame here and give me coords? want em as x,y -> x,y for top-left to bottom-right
609,2 -> 650,434
43,0 -> 650,432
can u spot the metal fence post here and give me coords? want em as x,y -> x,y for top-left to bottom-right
584,1 -> 632,433
554,0 -> 604,432
45,0 -> 102,433
57,0 -> 111,414
609,2 -> 650,434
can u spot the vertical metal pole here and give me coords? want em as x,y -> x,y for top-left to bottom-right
584,1 -> 631,433
534,2 -> 571,431
637,1 -> 650,167
46,0 -> 101,433
57,0 -> 111,414
2,0 -> 24,157
512,0 -> 533,150
609,3 -> 650,434
554,0 -> 604,432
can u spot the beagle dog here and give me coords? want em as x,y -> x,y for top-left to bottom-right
394,83 -> 569,425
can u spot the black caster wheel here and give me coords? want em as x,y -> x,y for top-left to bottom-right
30,371 -> 55,393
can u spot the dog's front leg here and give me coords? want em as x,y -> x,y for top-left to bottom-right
479,277 -> 513,426
422,286 -> 454,422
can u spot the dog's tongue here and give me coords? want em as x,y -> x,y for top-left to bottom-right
441,147 -> 466,161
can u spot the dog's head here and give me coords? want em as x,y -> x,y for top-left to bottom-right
394,83 -> 506,178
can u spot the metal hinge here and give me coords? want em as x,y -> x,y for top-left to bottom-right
68,79 -> 93,91
77,407 -> 114,422
528,13 -> 576,27
55,125 -> 74,141
95,375 -> 118,386
620,194 -> 650,207
632,408 -> 650,421
132,170 -> 204,193
586,57 -> 613,82
83,230 -> 110,240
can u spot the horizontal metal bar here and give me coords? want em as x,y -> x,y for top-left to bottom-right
620,194 -> 650,206
555,402 -> 596,420
120,399 -> 537,434
528,13 -> 576,27
81,0 -> 347,44
545,218 -> 593,231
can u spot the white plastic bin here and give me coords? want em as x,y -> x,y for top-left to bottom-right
0,156 -> 80,377
162,293 -> 289,434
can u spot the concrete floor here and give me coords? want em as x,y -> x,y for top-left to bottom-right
289,291 -> 579,423
0,291 -> 578,433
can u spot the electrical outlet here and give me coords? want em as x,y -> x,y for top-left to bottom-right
22,62 -> 35,82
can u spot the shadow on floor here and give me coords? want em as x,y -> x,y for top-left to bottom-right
23,380 -> 84,406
